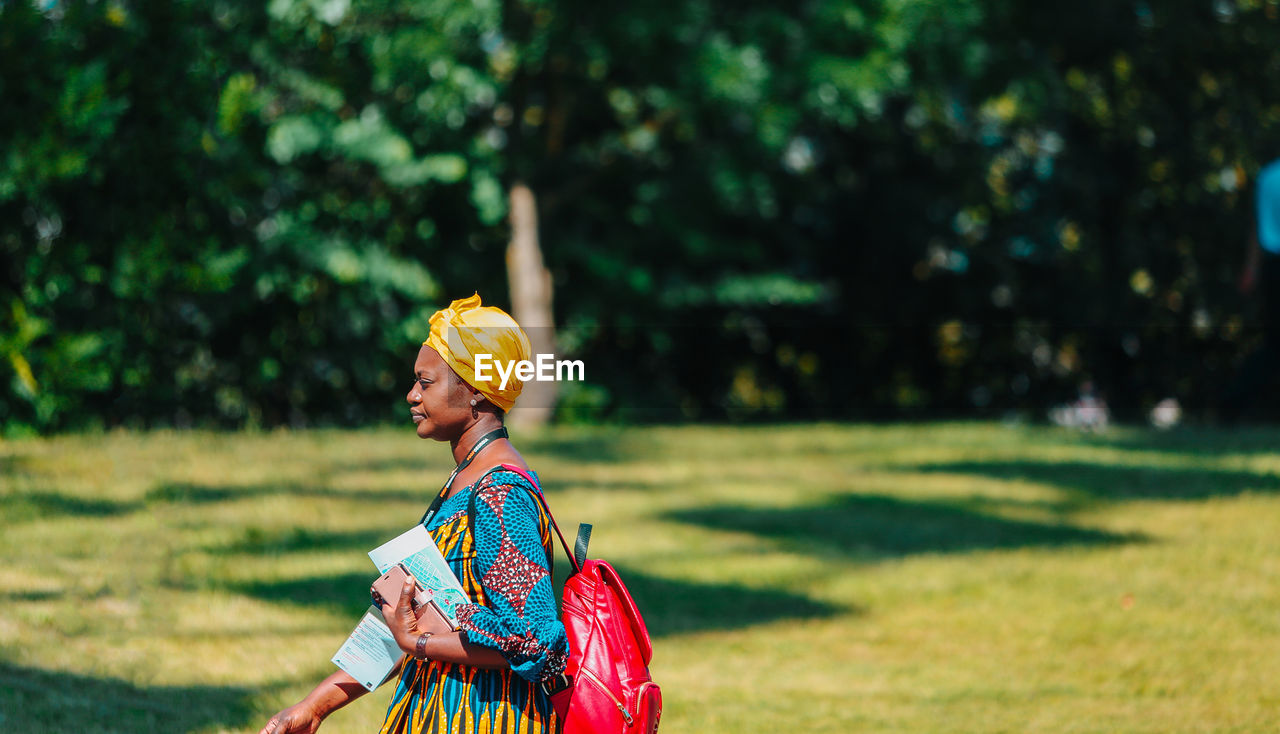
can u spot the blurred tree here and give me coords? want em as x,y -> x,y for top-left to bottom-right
4,0 -> 1280,431
902,0 -> 1280,419
1,0 -> 455,429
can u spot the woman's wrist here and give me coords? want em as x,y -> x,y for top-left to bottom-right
299,688 -> 334,722
305,670 -> 370,719
414,632 -> 433,659
298,697 -> 328,724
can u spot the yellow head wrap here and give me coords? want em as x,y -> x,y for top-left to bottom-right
423,293 -> 532,412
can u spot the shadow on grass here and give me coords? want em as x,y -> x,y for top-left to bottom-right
327,432 -> 636,475
146,475 -> 598,511
214,526 -> 396,556
0,454 -> 31,475
1081,427 -> 1280,458
224,571 -> 375,619
1,492 -> 141,523
222,564 -> 840,638
668,494 -> 1140,561
522,432 -> 635,466
607,564 -> 844,636
146,481 -> 435,506
1,589 -> 64,602
0,661 -> 256,734
187,527 -> 400,621
917,460 -> 1280,500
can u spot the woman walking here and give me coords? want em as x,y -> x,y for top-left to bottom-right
259,294 -> 568,734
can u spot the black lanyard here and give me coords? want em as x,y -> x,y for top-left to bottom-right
419,426 -> 509,526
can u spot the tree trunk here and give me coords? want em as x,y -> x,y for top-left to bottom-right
505,182 -> 557,428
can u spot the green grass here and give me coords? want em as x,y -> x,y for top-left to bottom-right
2,423 -> 1279,733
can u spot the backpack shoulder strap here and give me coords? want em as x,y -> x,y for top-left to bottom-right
466,464 -> 585,576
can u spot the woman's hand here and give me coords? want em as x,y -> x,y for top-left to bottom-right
258,701 -> 322,734
376,575 -> 452,655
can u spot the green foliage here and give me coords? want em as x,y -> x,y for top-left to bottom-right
4,0 -> 1280,430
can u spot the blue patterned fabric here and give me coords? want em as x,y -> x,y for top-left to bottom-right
454,471 -> 568,681
379,468 -> 567,734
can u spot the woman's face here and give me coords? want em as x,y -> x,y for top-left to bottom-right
406,345 -> 476,441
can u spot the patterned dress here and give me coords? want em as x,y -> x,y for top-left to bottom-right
379,468 -> 568,734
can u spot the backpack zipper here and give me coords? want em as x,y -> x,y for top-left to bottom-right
633,680 -> 658,720
578,667 -> 634,726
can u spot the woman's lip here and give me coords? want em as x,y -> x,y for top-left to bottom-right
411,413 -> 425,423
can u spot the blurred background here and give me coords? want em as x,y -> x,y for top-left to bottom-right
6,4 -> 1280,734
6,0 -> 1280,433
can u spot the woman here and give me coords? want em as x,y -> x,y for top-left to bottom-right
259,294 -> 568,734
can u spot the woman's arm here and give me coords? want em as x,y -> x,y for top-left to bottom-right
416,630 -> 511,668
257,670 -> 369,734
452,473 -> 568,682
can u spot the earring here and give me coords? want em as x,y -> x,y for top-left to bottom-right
469,398 -> 477,406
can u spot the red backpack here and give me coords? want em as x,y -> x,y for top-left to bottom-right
498,464 -> 663,733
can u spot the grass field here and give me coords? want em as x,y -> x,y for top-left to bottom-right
2,423 -> 1278,733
